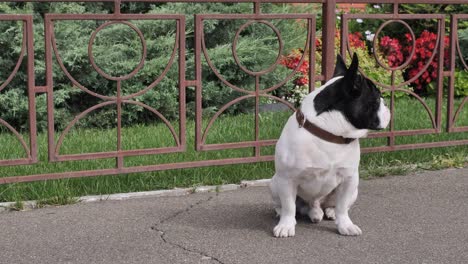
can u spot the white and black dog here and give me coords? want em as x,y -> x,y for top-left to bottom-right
270,54 -> 391,237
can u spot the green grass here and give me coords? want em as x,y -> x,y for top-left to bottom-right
0,97 -> 467,203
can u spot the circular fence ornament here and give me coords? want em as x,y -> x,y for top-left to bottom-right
88,21 -> 147,81
373,20 -> 416,71
232,20 -> 283,76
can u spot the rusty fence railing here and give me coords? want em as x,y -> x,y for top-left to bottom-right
0,0 -> 467,184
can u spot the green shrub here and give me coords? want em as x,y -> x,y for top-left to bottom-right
352,47 -> 409,98
279,30 -> 410,105
459,27 -> 468,67
453,70 -> 468,97
0,2 -> 313,132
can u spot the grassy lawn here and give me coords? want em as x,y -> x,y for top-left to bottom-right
0,96 -> 467,203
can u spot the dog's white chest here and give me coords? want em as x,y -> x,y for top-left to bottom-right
296,166 -> 348,200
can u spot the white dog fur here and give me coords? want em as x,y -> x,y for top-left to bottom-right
270,73 -> 391,238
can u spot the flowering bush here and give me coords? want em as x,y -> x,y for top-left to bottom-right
348,32 -> 366,50
379,30 -> 450,92
279,32 -> 407,105
278,49 -> 310,105
379,35 -> 405,67
279,32 -> 369,105
280,49 -> 310,87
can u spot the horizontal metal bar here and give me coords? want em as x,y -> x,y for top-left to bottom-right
184,80 -> 198,87
0,0 -> 467,4
338,0 -> 466,4
0,14 -> 30,20
448,127 -> 468,133
53,146 -> 184,162
0,158 -> 34,166
0,0 -> 324,3
199,140 -> 277,151
46,13 -> 184,20
336,0 -> 468,3
453,14 -> 468,19
3,137 -> 468,184
1,0 -> 467,4
197,13 -> 316,20
367,129 -> 439,138
0,155 -> 274,185
443,71 -> 453,77
315,75 -> 325,82
34,86 -> 48,93
362,139 -> 468,153
343,13 -> 446,19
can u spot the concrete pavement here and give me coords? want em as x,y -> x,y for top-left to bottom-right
1,168 -> 467,264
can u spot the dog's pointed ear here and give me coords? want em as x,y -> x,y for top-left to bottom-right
333,54 -> 347,77
343,53 -> 362,97
314,85 -> 337,115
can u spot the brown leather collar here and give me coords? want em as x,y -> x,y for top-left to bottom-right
296,108 -> 355,144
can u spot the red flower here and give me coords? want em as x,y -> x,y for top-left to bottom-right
348,32 -> 366,49
280,49 -> 310,87
315,38 -> 322,52
280,32 -> 367,88
294,77 -> 309,86
379,30 -> 450,90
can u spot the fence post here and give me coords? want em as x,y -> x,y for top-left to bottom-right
322,0 -> 336,82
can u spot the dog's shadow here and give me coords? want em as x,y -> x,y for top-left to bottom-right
295,213 -> 338,234
161,197 -> 337,236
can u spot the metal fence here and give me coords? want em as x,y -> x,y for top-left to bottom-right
0,0 -> 467,184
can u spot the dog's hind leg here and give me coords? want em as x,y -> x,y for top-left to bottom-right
308,200 -> 324,223
297,196 -> 324,223
324,207 -> 336,220
269,174 -> 282,217
321,190 -> 337,220
271,175 -> 297,238
321,188 -> 357,221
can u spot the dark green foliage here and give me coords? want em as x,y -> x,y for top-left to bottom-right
0,4 -> 32,132
0,2 -> 311,132
459,28 -> 468,65
398,4 -> 468,34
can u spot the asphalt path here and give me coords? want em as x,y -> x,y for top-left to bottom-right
1,168 -> 467,264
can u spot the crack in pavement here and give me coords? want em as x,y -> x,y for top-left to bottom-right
150,195 -> 225,264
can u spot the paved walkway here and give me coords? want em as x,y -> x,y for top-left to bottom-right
1,168 -> 467,264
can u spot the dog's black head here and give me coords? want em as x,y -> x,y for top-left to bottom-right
313,54 -> 388,130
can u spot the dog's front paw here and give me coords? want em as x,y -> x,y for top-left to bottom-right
337,223 -> 362,236
273,219 -> 296,238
